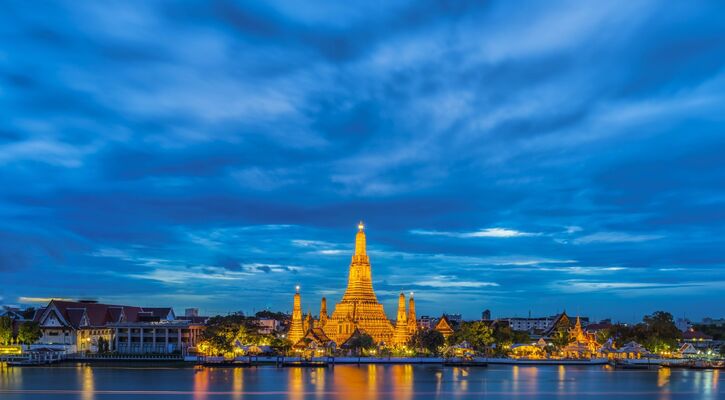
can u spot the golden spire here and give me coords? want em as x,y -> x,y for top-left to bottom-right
393,292 -> 409,346
319,297 -> 328,328
354,220 -> 366,256
322,222 -> 394,345
288,286 -> 304,344
408,292 -> 418,334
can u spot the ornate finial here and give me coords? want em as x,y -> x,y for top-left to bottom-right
354,220 -> 367,256
295,285 -> 300,293
410,291 -> 414,298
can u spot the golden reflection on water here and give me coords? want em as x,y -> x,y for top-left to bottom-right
232,368 -> 243,400
557,365 -> 566,393
288,367 -> 303,400
658,367 -> 671,387
78,365 -> 94,400
367,364 -> 377,399
390,364 -> 413,400
193,368 -> 209,400
512,365 -> 519,393
331,366 -> 368,400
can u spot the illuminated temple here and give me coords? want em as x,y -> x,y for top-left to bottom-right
323,222 -> 394,344
290,222 -> 398,346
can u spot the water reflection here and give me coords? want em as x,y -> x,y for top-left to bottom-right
193,368 -> 209,400
390,364 -> 413,400
232,368 -> 243,400
557,365 -> 566,394
1,364 -> 724,398
79,365 -> 94,400
288,367 -> 303,400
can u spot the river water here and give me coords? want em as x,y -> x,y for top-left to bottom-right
0,363 -> 722,399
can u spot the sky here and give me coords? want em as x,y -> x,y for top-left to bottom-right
1,1 -> 725,322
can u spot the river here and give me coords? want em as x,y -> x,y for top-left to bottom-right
0,362 -> 722,399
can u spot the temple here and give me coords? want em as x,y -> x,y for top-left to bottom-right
392,292 -> 409,346
287,286 -> 304,345
322,222 -> 394,345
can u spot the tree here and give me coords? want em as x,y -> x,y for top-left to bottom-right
550,328 -> 572,350
270,337 -> 292,355
17,322 -> 41,345
408,329 -> 445,355
200,315 -> 268,355
719,344 -> 725,358
346,333 -> 375,356
0,316 -> 12,345
642,311 -> 680,353
448,321 -> 494,353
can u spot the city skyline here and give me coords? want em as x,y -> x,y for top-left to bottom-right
2,1 -> 725,322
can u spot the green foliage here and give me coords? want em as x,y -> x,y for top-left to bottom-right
0,316 -> 12,345
720,344 -> 725,357
346,333 -> 375,355
408,329 -> 445,355
96,336 -> 110,353
270,337 -> 292,354
641,311 -> 680,353
17,322 -> 41,344
448,321 -> 494,352
200,315 -> 269,355
692,324 -> 725,341
550,328 -> 572,350
603,311 -> 681,353
490,325 -> 530,355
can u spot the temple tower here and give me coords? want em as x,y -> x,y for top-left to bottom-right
407,292 -> 418,335
287,286 -> 305,345
323,222 -> 394,344
304,312 -> 314,332
393,292 -> 409,346
319,297 -> 328,328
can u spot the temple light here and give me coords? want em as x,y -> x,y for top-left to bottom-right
358,221 -> 365,230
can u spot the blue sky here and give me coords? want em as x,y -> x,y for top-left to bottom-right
1,1 -> 724,322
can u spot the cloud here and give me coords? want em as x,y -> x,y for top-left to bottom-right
413,275 -> 500,288
573,232 -> 664,244
410,228 -> 540,238
1,1 -> 725,320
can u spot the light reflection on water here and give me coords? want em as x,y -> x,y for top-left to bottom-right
0,364 -> 723,399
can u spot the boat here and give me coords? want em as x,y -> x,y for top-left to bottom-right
612,360 -> 652,370
443,361 -> 488,367
282,360 -> 329,367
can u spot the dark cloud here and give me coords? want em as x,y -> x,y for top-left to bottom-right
0,0 -> 724,320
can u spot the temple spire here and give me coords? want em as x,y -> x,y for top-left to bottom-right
354,220 -> 366,256
393,292 -> 409,346
408,292 -> 418,334
319,297 -> 328,328
288,286 -> 304,345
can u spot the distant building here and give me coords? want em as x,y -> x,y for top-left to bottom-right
701,317 -> 725,327
257,318 -> 281,335
419,315 -> 433,330
443,313 -> 462,325
502,312 -> 589,333
676,318 -> 692,332
112,320 -> 204,354
481,309 -> 491,321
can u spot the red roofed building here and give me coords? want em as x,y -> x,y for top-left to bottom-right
34,299 -> 202,354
